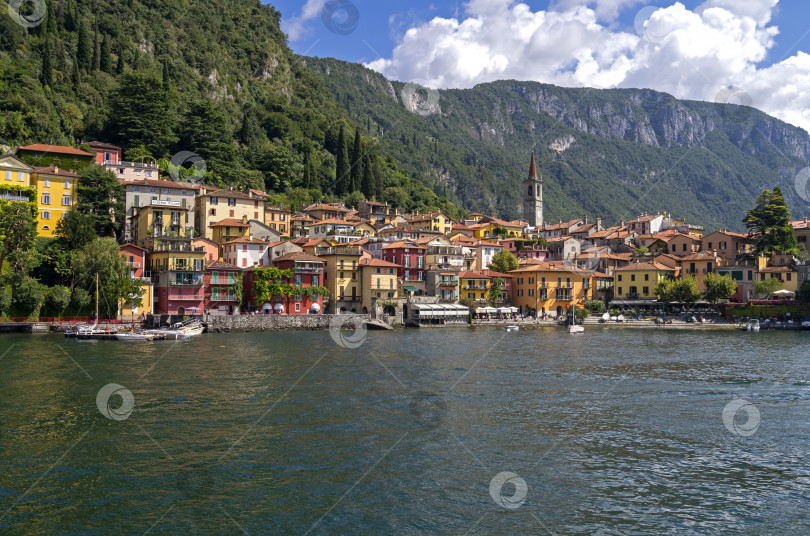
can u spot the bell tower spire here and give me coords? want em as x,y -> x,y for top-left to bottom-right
522,151 -> 543,228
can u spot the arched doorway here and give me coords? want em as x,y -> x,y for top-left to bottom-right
362,307 -> 368,314
177,306 -> 185,316
384,305 -> 396,316
555,306 -> 563,317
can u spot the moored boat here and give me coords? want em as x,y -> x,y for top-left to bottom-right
115,332 -> 157,341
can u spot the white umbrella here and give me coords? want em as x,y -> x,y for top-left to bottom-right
602,312 -> 610,321
274,303 -> 285,312
773,289 -> 794,295
262,303 -> 273,311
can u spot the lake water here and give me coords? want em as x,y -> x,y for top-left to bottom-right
1,327 -> 809,535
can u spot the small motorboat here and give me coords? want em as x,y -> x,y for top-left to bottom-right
746,319 -> 760,332
505,324 -> 519,332
568,324 -> 584,334
115,332 -> 156,341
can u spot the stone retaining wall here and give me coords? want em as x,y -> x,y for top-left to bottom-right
205,314 -> 371,333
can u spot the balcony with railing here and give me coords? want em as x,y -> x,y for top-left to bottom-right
168,292 -> 204,301
151,243 -> 205,253
0,192 -> 30,202
294,263 -> 324,274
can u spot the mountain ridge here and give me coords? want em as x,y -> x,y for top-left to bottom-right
302,56 -> 810,231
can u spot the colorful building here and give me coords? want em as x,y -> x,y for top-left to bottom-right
196,187 -> 266,241
613,261 -> 677,302
31,165 -> 79,237
204,260 -> 242,315
118,244 -> 154,319
265,205 -> 292,235
147,237 -> 206,315
318,245 -> 366,313
678,251 -> 722,292
222,236 -> 271,268
360,258 -> 401,314
381,240 -> 426,295
459,271 -> 492,302
210,217 -> 251,244
120,178 -> 198,241
510,263 -> 596,317
244,253 -> 325,314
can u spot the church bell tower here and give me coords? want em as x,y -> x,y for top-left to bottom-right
523,151 -> 543,228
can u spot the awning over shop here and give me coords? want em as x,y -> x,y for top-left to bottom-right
403,285 -> 418,293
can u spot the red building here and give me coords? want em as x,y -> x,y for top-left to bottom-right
204,260 -> 242,315
86,141 -> 122,165
381,240 -> 426,293
119,243 -> 149,279
243,252 -> 325,314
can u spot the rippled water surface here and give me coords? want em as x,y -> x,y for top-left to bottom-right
1,327 -> 810,535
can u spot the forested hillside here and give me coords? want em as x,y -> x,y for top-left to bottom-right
304,57 -> 810,230
0,0 -> 461,216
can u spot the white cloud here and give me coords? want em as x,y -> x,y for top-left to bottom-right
366,0 -> 810,133
281,0 -> 328,42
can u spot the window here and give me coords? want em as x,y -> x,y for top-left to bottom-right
254,200 -> 259,208
643,286 -> 649,295
136,169 -> 141,175
645,273 -> 649,281
528,277 -> 534,284
62,195 -> 72,206
228,198 -> 236,206
230,210 -> 234,217
41,211 -> 51,219
18,171 -> 24,182
631,274 -> 635,281
280,214 -> 286,221
210,208 -> 216,216
61,213 -> 68,220
41,193 -> 51,204
682,243 -> 686,252
618,286 -> 622,295
211,197 -> 218,205
242,258 -> 247,267
295,303 -> 301,312
787,273 -> 792,281
518,289 -> 523,297
312,276 -> 319,286
294,275 -> 302,286
146,171 -> 153,177
43,177 -> 50,187
618,274 -> 622,281
528,288 -> 534,296
5,170 -> 10,181
134,195 -> 140,207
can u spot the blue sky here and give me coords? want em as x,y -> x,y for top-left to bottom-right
268,1 -> 810,131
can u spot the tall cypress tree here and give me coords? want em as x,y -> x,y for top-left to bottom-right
41,32 -> 54,88
76,22 -> 91,72
373,156 -> 383,201
162,59 -> 171,93
349,127 -> 362,193
116,49 -> 125,74
309,156 -> 318,191
335,124 -> 349,195
361,154 -> 375,200
100,35 -> 112,73
92,23 -> 100,71
71,52 -> 80,88
303,151 -> 312,189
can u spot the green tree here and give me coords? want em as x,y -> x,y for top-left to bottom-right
0,199 -> 38,274
41,32 -> 54,87
76,22 -> 91,71
70,287 -> 91,311
372,156 -> 383,200
92,22 -> 100,71
344,190 -> 365,210
743,187 -> 797,256
46,285 -> 71,314
108,71 -> 176,156
251,267 -> 294,306
259,141 -> 303,192
753,276 -> 783,298
100,34 -> 112,73
361,153 -> 375,199
76,166 -> 125,237
0,285 -> 11,315
72,238 -> 143,316
488,277 -> 504,306
179,100 -> 238,178
584,300 -> 605,313
670,276 -> 701,305
350,127 -> 362,193
798,280 -> 810,302
11,276 -> 46,317
654,278 -> 674,301
335,124 -> 350,195
703,272 -> 737,303
55,211 -> 97,251
488,249 -> 519,274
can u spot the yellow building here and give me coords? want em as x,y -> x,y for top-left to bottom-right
613,261 -> 677,301
0,154 -> 33,186
510,262 -> 595,317
129,202 -> 194,249
210,217 -> 251,244
31,165 -> 79,237
678,251 -> 722,292
360,258 -> 401,314
408,211 -> 454,235
196,187 -> 266,241
265,205 -> 292,235
118,283 -> 155,319
459,271 -> 491,302
758,266 -> 798,294
317,245 -> 366,313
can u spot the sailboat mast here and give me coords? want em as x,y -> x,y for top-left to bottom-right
96,273 -> 99,321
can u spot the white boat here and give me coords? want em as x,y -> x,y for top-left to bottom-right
568,308 -> 585,334
746,319 -> 760,332
505,324 -> 519,332
115,332 -> 156,341
145,320 -> 204,339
